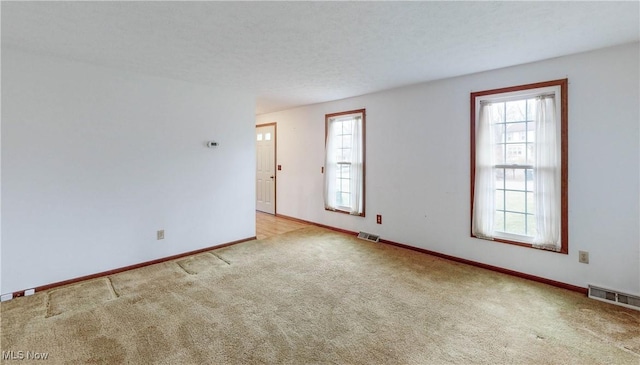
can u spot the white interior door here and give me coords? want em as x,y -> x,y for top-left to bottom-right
256,124 -> 276,214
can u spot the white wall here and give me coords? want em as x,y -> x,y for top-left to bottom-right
1,48 -> 256,295
257,43 -> 640,294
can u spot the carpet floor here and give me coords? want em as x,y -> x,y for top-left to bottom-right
1,226 -> 639,364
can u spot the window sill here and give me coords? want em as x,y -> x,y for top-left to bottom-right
493,231 -> 534,245
325,207 -> 365,217
472,234 -> 568,255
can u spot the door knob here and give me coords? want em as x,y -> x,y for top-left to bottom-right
270,176 -> 274,179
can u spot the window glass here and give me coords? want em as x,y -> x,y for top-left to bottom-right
471,80 -> 567,253
324,110 -> 365,216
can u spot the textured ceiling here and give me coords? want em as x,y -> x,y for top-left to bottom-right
2,2 -> 639,115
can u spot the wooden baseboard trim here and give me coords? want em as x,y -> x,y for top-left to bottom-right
380,238 -> 587,294
13,236 -> 256,297
275,214 -> 587,295
274,213 -> 358,236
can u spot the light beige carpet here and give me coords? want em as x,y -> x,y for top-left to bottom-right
1,226 -> 638,364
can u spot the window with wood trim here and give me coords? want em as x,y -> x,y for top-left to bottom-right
324,109 -> 365,216
471,79 -> 568,253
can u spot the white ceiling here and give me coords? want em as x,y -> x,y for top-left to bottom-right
2,2 -> 639,115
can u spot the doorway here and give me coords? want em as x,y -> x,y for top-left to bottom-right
256,123 -> 276,214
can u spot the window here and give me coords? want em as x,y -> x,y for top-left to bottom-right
256,132 -> 272,141
324,109 -> 365,216
470,79 -> 568,253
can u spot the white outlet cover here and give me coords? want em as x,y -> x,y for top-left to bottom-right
579,251 -> 589,263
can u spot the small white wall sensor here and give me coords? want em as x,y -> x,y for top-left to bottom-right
207,141 -> 218,148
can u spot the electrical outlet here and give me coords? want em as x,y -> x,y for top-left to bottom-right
157,230 -> 165,240
578,250 -> 589,264
376,215 -> 382,224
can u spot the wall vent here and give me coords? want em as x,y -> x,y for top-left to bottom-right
588,285 -> 640,311
0,293 -> 13,302
357,231 -> 380,243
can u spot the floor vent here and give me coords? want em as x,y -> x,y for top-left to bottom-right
357,231 -> 380,243
588,285 -> 640,311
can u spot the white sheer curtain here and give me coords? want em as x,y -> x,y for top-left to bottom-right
533,96 -> 561,251
324,116 -> 364,215
472,103 -> 495,240
324,120 -> 339,211
348,116 -> 363,215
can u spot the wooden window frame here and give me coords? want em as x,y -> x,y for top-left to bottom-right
324,109 -> 366,217
470,79 -> 568,254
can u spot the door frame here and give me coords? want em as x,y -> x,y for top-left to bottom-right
256,122 -> 277,214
